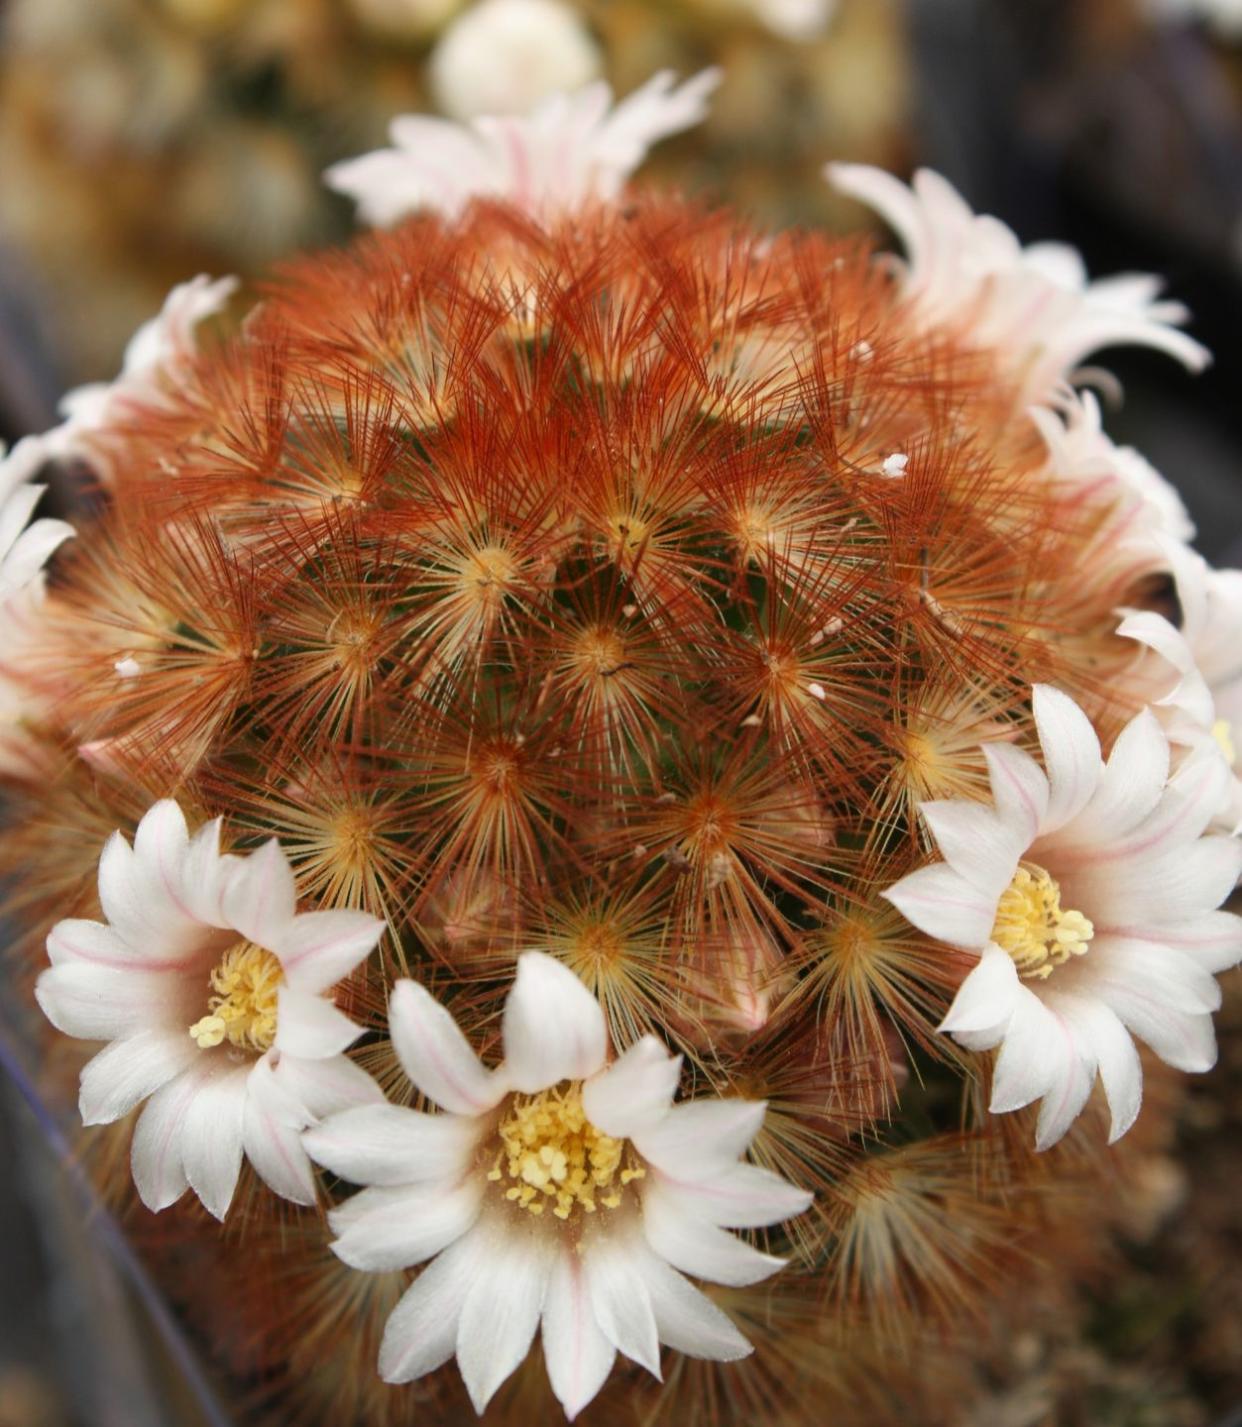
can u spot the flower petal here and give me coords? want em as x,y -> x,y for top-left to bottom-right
580,1233 -> 661,1379
303,1104 -> 480,1187
379,1229 -> 488,1384
272,1050 -> 385,1118
582,1037 -> 681,1140
649,1162 -> 812,1230
78,1028 -> 200,1125
542,1247 -> 617,1421
275,908 -> 384,993
131,1068 -> 206,1212
919,799 -> 1023,901
275,984 -> 363,1059
329,1179 -> 484,1272
1033,1043 -> 1096,1151
35,962 -> 187,1041
503,952 -> 607,1092
882,861 -> 997,950
219,838 -> 298,949
632,1099 -> 766,1180
984,742 -> 1049,846
388,979 -> 503,1115
1033,685 -> 1103,834
1048,993 -> 1143,1144
243,1062 -> 317,1205
1054,708 -> 1169,847
636,1249 -> 752,1361
988,986 -> 1073,1114
180,1064 -> 249,1220
641,1179 -> 786,1287
938,944 -> 1020,1036
455,1220 -> 553,1414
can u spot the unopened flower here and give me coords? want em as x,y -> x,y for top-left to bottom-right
429,0 -> 602,121
325,69 -> 721,227
884,685 -> 1242,1149
304,951 -> 810,1419
826,163 -> 1210,405
35,800 -> 384,1218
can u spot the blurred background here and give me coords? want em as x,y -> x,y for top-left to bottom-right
1,0 -> 1240,1423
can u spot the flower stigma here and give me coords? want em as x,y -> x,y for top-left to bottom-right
991,863 -> 1094,980
188,943 -> 283,1051
487,1082 -> 644,1220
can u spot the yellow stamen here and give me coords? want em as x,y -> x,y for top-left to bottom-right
188,943 -> 283,1052
992,863 -> 1093,981
491,1082 -> 644,1223
1212,718 -> 1237,768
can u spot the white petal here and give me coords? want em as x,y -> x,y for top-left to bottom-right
1146,910 -> 1242,974
274,908 -> 384,993
583,1233 -> 661,1377
78,1028 -> 199,1125
1085,965 -> 1218,1073
938,944 -> 1020,1036
379,1230 -> 487,1384
649,1162 -> 812,1230
0,517 -> 74,596
542,1247 -> 617,1421
1056,708 -> 1169,847
131,1068 -> 207,1211
988,987 -> 1073,1114
303,1104 -> 479,1187
456,1222 -> 553,1414
1033,1045 -> 1095,1151
242,1063 -> 317,1205
641,1180 -> 786,1287
388,979 -> 503,1115
636,1249 -> 752,1361
35,962 -> 184,1041
275,984 -> 362,1059
984,742 -> 1049,846
582,1037 -> 681,1140
219,839 -> 298,949
329,1179 -> 483,1271
919,799 -> 1023,900
1033,685 -> 1103,834
1081,936 -> 1222,1014
1047,993 -> 1143,1144
179,818 -> 233,927
632,1099 -> 766,1180
503,951 -> 607,1092
47,918 -> 188,972
1084,837 -> 1242,929
882,861 -> 997,949
180,1064 -> 249,1219
272,1051 -> 385,1118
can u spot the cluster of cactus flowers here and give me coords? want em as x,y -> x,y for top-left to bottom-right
2,69 -> 1240,1426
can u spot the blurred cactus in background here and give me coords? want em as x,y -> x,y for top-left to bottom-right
0,0 -> 908,384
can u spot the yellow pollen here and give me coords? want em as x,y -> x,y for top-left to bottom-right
992,863 -> 1093,981
189,943 -> 283,1051
1212,719 -> 1237,768
488,1083 -> 643,1222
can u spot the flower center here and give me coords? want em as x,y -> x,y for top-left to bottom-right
991,863 -> 1094,981
486,1082 -> 644,1221
188,943 -> 283,1051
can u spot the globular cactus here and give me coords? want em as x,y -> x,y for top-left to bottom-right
2,71 -> 1238,1427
